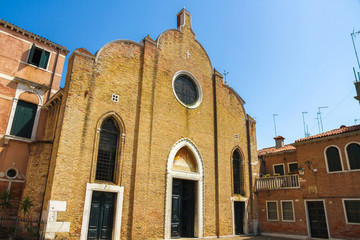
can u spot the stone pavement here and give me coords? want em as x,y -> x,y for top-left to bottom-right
195,235 -> 292,240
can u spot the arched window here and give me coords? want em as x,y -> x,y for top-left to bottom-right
232,150 -> 244,195
325,146 -> 342,172
96,118 -> 119,182
347,143 -> 360,170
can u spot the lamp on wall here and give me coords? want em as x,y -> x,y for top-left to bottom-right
304,160 -> 318,173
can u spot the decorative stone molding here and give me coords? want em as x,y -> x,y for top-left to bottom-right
42,200 -> 70,239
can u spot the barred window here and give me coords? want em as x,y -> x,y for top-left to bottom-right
95,118 -> 119,182
346,143 -> 360,170
232,150 -> 244,195
326,146 -> 342,172
281,201 -> 294,221
267,201 -> 278,221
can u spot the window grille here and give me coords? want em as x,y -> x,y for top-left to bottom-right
95,118 -> 119,182
267,201 -> 278,221
282,201 -> 294,221
326,147 -> 342,172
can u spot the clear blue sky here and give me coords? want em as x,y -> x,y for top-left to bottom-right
2,0 -> 360,149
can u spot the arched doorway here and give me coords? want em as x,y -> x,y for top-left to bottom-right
164,139 -> 204,239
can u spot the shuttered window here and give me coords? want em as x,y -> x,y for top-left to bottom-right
282,201 -> 294,221
28,44 -> 50,69
267,201 -> 278,221
10,100 -> 37,138
347,143 -> 360,170
232,150 -> 244,195
326,147 -> 342,172
95,118 -> 119,182
344,200 -> 360,224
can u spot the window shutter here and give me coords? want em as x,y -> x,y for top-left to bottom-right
39,50 -> 50,69
10,100 -> 37,138
267,202 -> 278,220
28,45 -> 36,64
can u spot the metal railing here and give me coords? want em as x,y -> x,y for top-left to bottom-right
255,174 -> 300,191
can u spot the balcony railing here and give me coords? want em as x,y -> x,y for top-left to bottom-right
255,174 -> 300,191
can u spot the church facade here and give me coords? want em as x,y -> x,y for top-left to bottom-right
23,9 -> 259,239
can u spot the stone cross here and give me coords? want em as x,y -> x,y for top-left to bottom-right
185,50 -> 191,59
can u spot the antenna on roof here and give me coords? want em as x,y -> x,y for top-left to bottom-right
302,112 -> 308,137
223,70 -> 229,84
273,114 -> 279,137
318,106 -> 328,133
351,29 -> 360,103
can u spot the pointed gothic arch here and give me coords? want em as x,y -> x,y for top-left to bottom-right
164,138 -> 204,239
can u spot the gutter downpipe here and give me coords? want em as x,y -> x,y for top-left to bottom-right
47,47 -> 60,102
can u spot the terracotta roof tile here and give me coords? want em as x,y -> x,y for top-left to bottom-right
258,145 -> 296,156
0,19 -> 69,53
295,124 -> 360,143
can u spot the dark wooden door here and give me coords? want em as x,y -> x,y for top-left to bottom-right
171,179 -> 195,238
234,201 -> 244,235
307,201 -> 329,239
88,191 -> 116,240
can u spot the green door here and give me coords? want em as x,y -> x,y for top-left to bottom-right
88,192 -> 116,240
307,201 -> 329,239
10,100 -> 37,138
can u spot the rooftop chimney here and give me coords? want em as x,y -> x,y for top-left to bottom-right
274,136 -> 285,149
177,8 -> 192,29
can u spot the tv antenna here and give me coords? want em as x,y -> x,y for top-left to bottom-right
223,70 -> 229,83
273,114 -> 279,137
317,106 -> 328,133
302,112 -> 310,137
351,30 -> 360,103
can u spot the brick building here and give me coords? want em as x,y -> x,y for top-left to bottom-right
22,9 -> 259,239
257,125 -> 360,239
0,19 -> 68,215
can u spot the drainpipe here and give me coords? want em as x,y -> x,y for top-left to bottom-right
47,47 -> 60,102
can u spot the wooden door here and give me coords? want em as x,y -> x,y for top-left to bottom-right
234,201 -> 244,235
171,179 -> 195,238
307,201 -> 328,239
88,191 -> 116,240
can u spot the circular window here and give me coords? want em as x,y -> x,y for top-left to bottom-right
6,168 -> 18,179
172,71 -> 202,108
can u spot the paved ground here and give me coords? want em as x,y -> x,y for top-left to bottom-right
196,235 -> 292,240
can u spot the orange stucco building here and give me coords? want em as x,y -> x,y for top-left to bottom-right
0,19 -> 69,215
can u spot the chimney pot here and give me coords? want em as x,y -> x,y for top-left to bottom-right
274,136 -> 285,149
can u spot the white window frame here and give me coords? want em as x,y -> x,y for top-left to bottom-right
80,183 -> 124,239
345,142 -> 360,171
324,145 -> 344,173
304,199 -> 331,239
287,162 -> 298,174
266,200 -> 278,221
5,82 -> 44,141
26,44 -> 51,70
342,198 -> 360,225
273,163 -> 285,175
280,200 -> 295,222
171,70 -> 203,109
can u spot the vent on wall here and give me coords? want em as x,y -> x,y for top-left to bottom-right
112,94 -> 119,103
